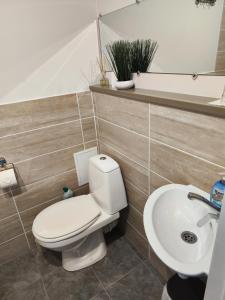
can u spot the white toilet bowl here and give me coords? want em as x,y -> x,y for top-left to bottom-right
32,194 -> 120,271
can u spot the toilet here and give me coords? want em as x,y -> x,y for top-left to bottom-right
32,154 -> 127,271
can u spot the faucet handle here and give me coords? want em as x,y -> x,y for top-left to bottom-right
188,192 -> 221,212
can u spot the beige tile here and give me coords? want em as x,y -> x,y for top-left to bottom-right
82,117 -> 96,142
74,184 -> 89,196
13,169 -> 78,211
14,144 -> 83,187
216,51 -> 225,71
0,193 -> 17,220
127,204 -> 146,239
85,140 -> 97,149
218,30 -> 225,51
0,120 -> 83,163
99,142 -> 149,194
125,181 -> 148,214
0,214 -> 23,244
0,94 -> 79,138
125,223 -> 149,259
150,104 -> 225,167
77,92 -> 94,118
0,235 -> 30,266
150,140 -> 225,192
94,93 -> 149,136
98,119 -> 149,167
20,198 -> 59,232
150,171 -> 171,193
221,7 -> 225,30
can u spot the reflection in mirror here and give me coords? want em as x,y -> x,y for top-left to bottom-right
100,0 -> 225,75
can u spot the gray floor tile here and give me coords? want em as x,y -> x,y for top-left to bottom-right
43,267 -> 103,300
35,246 -> 62,276
91,290 -> 110,300
0,280 -> 48,300
107,262 -> 163,300
93,237 -> 141,288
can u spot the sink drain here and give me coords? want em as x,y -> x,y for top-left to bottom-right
181,231 -> 198,244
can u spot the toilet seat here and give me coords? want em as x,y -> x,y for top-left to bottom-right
32,194 -> 101,242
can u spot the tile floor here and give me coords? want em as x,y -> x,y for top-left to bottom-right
0,237 -> 163,300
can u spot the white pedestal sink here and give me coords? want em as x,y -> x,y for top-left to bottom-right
144,184 -> 218,277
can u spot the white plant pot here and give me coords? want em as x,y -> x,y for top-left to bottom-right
115,80 -> 134,90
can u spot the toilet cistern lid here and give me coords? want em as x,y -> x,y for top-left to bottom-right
32,194 -> 101,239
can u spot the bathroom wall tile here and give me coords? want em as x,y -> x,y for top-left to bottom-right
125,223 -> 149,259
98,119 -> 149,167
125,181 -> 148,214
127,205 -> 146,239
0,120 -> 83,163
0,215 -> 23,244
216,51 -> 225,71
13,169 -> 78,211
150,171 -> 171,193
150,104 -> 225,167
0,94 -> 79,138
20,199 -> 59,232
0,235 -> 29,266
150,140 -> 224,192
218,30 -> 225,51
99,142 -> 149,194
85,140 -> 97,149
94,93 -> 149,136
221,7 -> 225,30
14,144 -> 83,187
82,117 -> 96,142
0,192 -> 17,220
77,92 -> 94,118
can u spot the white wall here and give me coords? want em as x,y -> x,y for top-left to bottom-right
101,0 -> 224,74
0,0 -> 99,104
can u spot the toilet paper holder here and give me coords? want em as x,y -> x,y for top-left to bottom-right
0,157 -> 14,172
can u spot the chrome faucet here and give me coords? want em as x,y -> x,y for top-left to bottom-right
187,192 -> 221,212
197,212 -> 219,227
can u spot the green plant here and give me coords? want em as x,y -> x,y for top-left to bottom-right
131,39 -> 158,73
106,40 -> 132,81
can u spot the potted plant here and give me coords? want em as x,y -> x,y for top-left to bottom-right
106,40 -> 134,90
131,39 -> 158,73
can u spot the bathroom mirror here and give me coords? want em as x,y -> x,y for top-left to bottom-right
99,0 -> 225,75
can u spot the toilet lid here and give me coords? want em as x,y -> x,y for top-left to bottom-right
32,194 -> 101,239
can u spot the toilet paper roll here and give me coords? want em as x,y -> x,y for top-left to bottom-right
0,168 -> 17,189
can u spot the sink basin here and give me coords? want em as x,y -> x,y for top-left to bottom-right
143,184 -> 218,276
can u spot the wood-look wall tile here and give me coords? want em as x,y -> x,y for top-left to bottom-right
216,51 -> 225,71
99,142 -> 149,194
150,104 -> 225,167
20,199 -> 59,232
0,121 -> 83,163
125,181 -> 148,214
0,193 -> 17,220
82,117 -> 96,142
150,140 -> 224,192
13,169 -> 78,211
221,7 -> 225,30
14,144 -> 83,187
218,30 -> 225,51
150,171 -> 171,193
127,205 -> 146,239
85,140 -> 97,149
0,215 -> 23,244
125,223 -> 149,259
0,235 -> 29,266
98,119 -> 149,167
94,93 -> 149,136
77,92 -> 94,118
0,94 -> 78,138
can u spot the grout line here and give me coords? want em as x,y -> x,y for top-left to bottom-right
148,104 -> 151,195
9,188 -> 31,248
90,92 -> 99,150
0,213 -> 18,223
0,233 -> 25,247
40,277 -> 50,300
151,137 -> 225,170
99,140 -> 149,171
150,170 -> 173,184
14,142 -> 84,165
97,116 -> 149,140
91,267 -> 112,299
125,178 -> 148,197
76,93 -> 86,150
126,221 -> 148,243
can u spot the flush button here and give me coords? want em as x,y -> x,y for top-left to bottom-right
100,156 -> 107,160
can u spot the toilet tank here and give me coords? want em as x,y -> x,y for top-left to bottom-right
89,154 -> 127,215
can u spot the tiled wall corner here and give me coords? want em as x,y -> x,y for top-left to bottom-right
216,4 -> 225,72
93,91 -> 225,279
0,91 -> 97,265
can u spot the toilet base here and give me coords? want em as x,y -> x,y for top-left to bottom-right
62,230 -> 107,271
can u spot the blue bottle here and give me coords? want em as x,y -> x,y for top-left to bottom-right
210,174 -> 225,209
